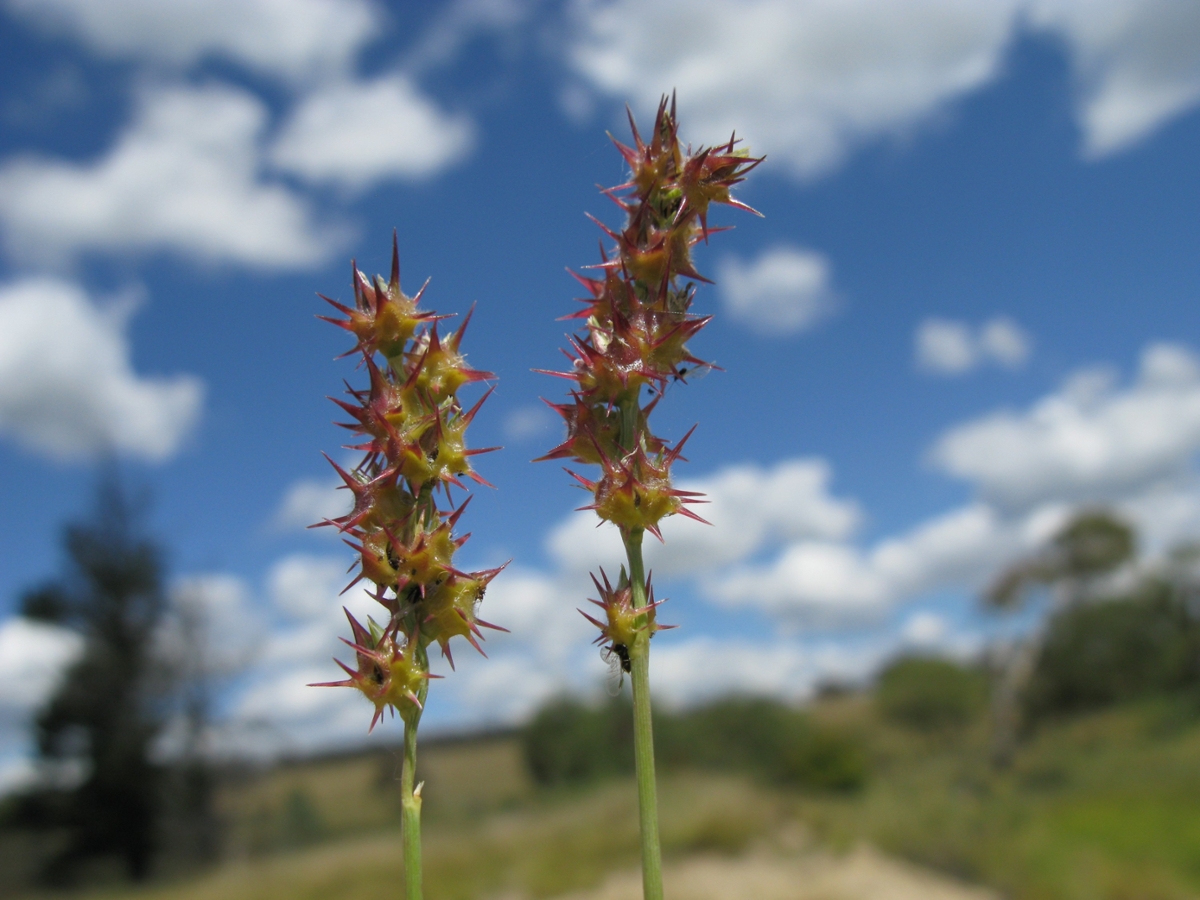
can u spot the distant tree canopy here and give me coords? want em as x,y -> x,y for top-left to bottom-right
987,511 -> 1137,609
983,509 -> 1200,731
522,695 -> 867,792
875,657 -> 988,732
1025,577 -> 1200,721
18,478 -> 169,882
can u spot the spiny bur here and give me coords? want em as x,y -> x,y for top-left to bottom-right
537,94 -> 762,643
309,233 -> 505,729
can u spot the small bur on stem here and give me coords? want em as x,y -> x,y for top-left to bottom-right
309,233 -> 504,900
538,96 -> 761,900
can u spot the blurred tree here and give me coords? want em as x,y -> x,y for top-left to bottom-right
523,694 -> 869,792
988,512 -> 1136,609
1024,578 -> 1200,720
523,696 -> 633,785
154,578 -> 245,869
19,477 -> 169,882
983,510 -> 1136,766
875,657 -> 988,732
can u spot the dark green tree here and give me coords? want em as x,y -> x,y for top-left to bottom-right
983,510 -> 1136,766
1024,577 -> 1200,719
875,657 -> 988,732
20,478 -> 169,882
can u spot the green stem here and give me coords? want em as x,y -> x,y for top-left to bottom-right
622,526 -> 664,900
400,708 -> 423,900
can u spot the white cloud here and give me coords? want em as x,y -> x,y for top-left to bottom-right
708,501 -> 1066,621
403,0 -> 534,73
476,567 -> 590,661
269,74 -> 475,189
567,0 -> 1200,176
165,574 -> 263,676
547,458 -> 860,576
932,343 -> 1200,510
0,83 -> 337,269
447,651 -> 566,725
268,555 -> 354,622
231,341 -> 1200,746
901,611 -> 948,646
650,635 -> 888,708
917,319 -> 974,373
567,0 -> 1022,178
714,541 -> 889,619
0,618 -> 83,720
0,617 -> 83,794
717,246 -> 836,335
0,277 -> 203,461
6,0 -> 380,84
503,404 -> 556,442
219,554 -> 391,754
916,316 -> 1031,374
980,317 -> 1031,367
216,556 -> 594,752
274,477 -> 348,531
1028,0 -> 1200,157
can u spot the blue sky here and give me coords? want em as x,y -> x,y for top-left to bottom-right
1,0 -> 1199,785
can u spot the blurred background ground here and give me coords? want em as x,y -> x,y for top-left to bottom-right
7,668 -> 1200,900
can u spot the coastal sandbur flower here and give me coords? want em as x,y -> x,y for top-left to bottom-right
539,96 -> 760,900
310,234 -> 501,900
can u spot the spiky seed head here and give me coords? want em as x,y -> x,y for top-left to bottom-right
310,611 -> 430,731
311,234 -> 502,731
579,568 -> 670,654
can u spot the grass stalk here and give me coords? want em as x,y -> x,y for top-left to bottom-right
401,705 -> 423,900
623,525 -> 664,900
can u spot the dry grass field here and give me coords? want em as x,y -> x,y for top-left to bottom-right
9,695 -> 1200,900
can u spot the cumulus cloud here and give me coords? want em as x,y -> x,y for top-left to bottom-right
125,343 -> 1200,747
567,0 -> 1021,178
0,277 -> 203,461
269,74 -> 475,189
476,567 -> 591,661
650,635 -> 892,708
165,574 -> 263,676
403,0 -> 535,74
5,0 -> 380,83
214,556 -> 597,752
0,83 -> 336,269
717,246 -> 836,335
192,342 -> 1200,747
0,617 -> 83,793
1029,0 -> 1200,157
900,611 -> 948,646
932,343 -> 1200,511
219,554 -> 388,755
709,502 -> 1061,621
503,404 -> 556,442
0,618 -> 83,724
273,477 -> 348,531
566,0 -> 1200,176
916,316 -> 1031,374
244,342 -> 1200,741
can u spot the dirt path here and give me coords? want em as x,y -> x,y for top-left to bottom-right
552,846 -> 999,900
